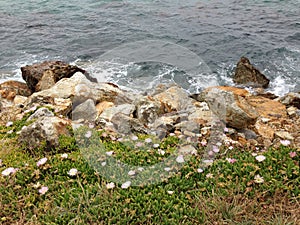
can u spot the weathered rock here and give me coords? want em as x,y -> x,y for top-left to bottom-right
233,57 -> 270,88
278,92 -> 300,109
246,96 -> 287,120
72,99 -> 97,122
98,104 -> 135,122
96,101 -> 114,116
36,70 -> 56,91
28,72 -> 125,105
254,121 -> 275,140
13,95 -> 28,106
135,96 -> 162,124
18,116 -> 71,150
0,80 -> 31,100
153,85 -> 193,112
201,86 -> 259,129
21,61 -> 91,92
110,113 -> 148,134
274,131 -> 294,140
28,107 -> 54,121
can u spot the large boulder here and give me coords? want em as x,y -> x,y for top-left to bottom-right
72,99 -> 97,122
21,61 -> 95,92
18,116 -> 71,150
153,85 -> 193,112
27,72 -> 125,105
233,57 -> 270,88
201,86 -> 259,129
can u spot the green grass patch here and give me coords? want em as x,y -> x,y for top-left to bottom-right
0,125 -> 299,224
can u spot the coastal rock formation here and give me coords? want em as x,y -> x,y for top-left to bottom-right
21,61 -> 93,92
1,61 -> 300,151
233,57 -> 270,88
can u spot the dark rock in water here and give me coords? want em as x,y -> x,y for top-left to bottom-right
21,61 -> 96,92
0,80 -> 32,100
233,57 -> 270,88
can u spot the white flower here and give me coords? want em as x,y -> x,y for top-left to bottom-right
208,151 -> 214,156
106,151 -> 114,156
224,127 -> 229,132
212,146 -> 219,153
164,167 -> 171,172
33,182 -> 41,189
176,155 -> 185,163
131,135 -> 138,141
68,168 -> 78,177
145,138 -> 152,143
203,159 -> 214,166
85,130 -> 92,138
37,158 -> 47,167
101,161 -> 107,166
157,149 -> 165,155
169,133 -> 175,137
197,168 -> 204,173
254,174 -> 264,184
61,153 -> 68,159
1,167 -> 17,176
121,181 -> 131,189
153,144 -> 160,148
106,182 -> 115,189
167,191 -> 174,195
206,173 -> 213,179
128,170 -> 136,176
38,186 -> 49,195
280,140 -> 291,146
5,121 -> 13,127
226,158 -> 237,164
228,146 -> 234,150
251,153 -> 258,156
255,155 -> 266,162
137,167 -> 144,172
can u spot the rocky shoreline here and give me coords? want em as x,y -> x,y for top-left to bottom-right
0,58 -> 299,152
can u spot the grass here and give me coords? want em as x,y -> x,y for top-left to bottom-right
0,120 -> 299,224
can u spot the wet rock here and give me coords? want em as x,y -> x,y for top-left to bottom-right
21,61 -> 91,92
72,99 -> 97,122
0,80 -> 31,100
201,86 -> 259,129
233,57 -> 270,88
18,116 -> 71,151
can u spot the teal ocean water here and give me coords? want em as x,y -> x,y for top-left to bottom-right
0,0 -> 300,95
